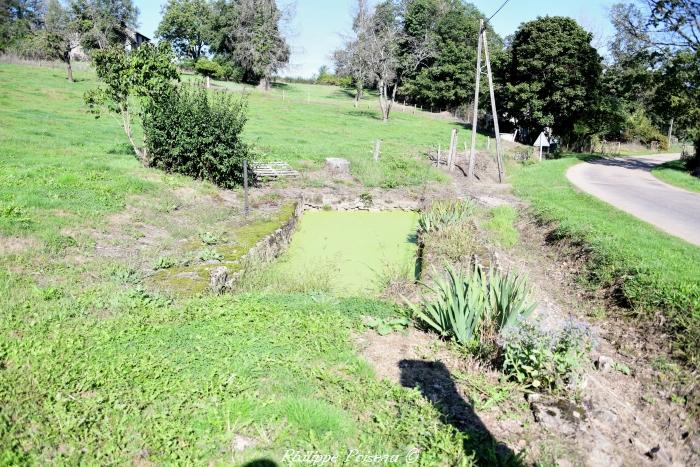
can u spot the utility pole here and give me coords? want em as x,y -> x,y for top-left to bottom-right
482,25 -> 504,183
467,19 -> 484,179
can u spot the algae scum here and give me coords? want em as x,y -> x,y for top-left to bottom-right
274,210 -> 420,295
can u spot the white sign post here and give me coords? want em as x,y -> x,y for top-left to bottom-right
533,132 -> 550,161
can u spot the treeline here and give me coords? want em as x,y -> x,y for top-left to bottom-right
333,0 -> 699,152
1,0 -> 140,81
156,0 -> 289,90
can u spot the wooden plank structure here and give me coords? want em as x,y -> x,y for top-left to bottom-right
251,161 -> 300,180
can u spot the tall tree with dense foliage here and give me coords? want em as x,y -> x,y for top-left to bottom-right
502,16 -> 602,145
210,0 -> 290,90
399,0 -> 501,111
155,0 -> 212,61
1,0 -> 45,51
69,0 -> 139,51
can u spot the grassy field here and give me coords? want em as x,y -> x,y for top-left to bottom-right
508,156 -> 700,365
0,62 -> 509,464
651,159 -> 700,193
183,72 -> 490,188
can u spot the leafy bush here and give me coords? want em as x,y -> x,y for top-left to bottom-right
194,58 -> 222,80
413,265 -> 535,348
143,85 -> 250,187
501,321 -> 591,392
418,200 -> 476,234
623,110 -> 669,150
365,317 -> 411,335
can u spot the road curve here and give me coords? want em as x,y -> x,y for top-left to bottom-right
566,153 -> 700,247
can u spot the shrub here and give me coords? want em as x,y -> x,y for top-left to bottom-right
194,58 -> 222,80
501,321 -> 591,392
143,85 -> 250,187
414,264 -> 488,346
418,200 -> 476,234
413,265 -> 535,349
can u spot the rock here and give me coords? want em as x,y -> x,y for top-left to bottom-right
595,355 -> 615,372
325,157 -> 350,175
209,266 -> 229,294
530,398 -> 584,436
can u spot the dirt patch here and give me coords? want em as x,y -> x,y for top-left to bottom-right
0,235 -> 40,255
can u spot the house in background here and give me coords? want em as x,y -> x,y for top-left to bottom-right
70,24 -> 150,61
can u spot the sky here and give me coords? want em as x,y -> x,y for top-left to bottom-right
134,0 -> 617,78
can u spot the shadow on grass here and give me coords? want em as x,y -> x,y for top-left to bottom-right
399,360 -> 523,466
346,109 -> 381,120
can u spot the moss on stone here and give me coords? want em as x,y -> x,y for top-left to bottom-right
147,203 -> 296,295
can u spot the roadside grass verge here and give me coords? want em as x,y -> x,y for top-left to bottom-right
508,155 -> 700,366
651,159 -> 700,193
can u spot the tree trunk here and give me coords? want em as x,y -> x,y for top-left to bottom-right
354,85 -> 363,108
64,55 -> 74,82
378,80 -> 390,122
121,107 -> 146,164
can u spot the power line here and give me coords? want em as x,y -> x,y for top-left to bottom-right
486,0 -> 512,23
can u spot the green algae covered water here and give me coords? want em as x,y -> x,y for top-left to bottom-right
274,210 -> 419,295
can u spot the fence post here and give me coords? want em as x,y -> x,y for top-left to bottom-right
373,140 -> 382,162
447,128 -> 457,172
243,160 -> 250,218
437,144 -> 441,167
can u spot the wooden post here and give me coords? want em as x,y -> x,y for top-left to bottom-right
448,128 -> 458,172
482,24 -> 504,183
617,141 -> 621,154
437,144 -> 442,167
243,160 -> 250,218
487,136 -> 491,150
373,140 -> 381,162
668,118 -> 674,144
539,144 -> 543,161
468,20 -> 484,179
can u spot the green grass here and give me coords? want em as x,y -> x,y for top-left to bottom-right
651,159 -> 700,193
509,155 -> 700,366
272,210 -> 419,295
0,62 -> 511,464
182,73 -> 490,188
483,205 -> 519,248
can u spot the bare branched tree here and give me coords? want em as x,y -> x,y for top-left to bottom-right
610,0 -> 699,57
336,0 -> 434,121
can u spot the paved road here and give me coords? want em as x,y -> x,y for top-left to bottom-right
566,153 -> 700,247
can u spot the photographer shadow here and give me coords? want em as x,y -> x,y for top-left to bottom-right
399,359 -> 523,466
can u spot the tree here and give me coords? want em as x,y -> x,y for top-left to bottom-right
399,0 -> 501,111
333,0 -> 372,107
155,0 -> 212,61
610,0 -> 699,156
212,0 -> 290,90
85,42 -> 179,163
336,0 -> 434,121
502,16 -> 602,145
194,57 -> 221,87
36,0 -> 79,81
69,0 -> 139,51
1,0 -> 45,51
